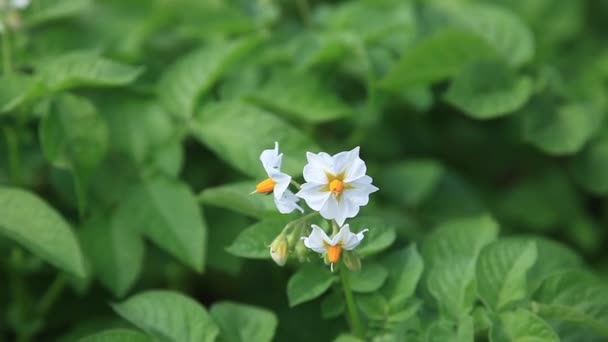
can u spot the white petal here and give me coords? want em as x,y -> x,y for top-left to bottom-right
331,147 -> 359,176
303,152 -> 332,183
11,0 -> 29,9
343,176 -> 378,206
296,183 -> 331,211
303,225 -> 331,253
274,190 -> 303,214
260,142 -> 282,175
331,225 -> 351,245
343,228 -> 368,250
319,195 -> 359,226
270,171 -> 291,199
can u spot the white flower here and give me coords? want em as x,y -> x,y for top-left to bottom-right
254,142 -> 303,214
296,147 -> 378,225
302,224 -> 367,271
10,0 -> 30,9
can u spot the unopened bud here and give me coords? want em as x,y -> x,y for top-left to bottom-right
342,251 -> 361,272
270,233 -> 289,266
295,239 -> 308,262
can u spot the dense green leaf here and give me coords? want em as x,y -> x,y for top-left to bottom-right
38,51 -> 143,91
571,133 -> 608,195
198,181 -> 277,219
379,159 -> 444,207
492,309 -> 558,342
112,290 -> 219,342
425,316 -> 474,342
350,263 -> 388,293
210,301 -> 277,342
246,70 -> 350,124
380,244 -> 424,304
523,102 -> 604,156
347,216 -> 396,256
444,61 -> 533,119
476,239 -> 537,310
321,291 -> 345,319
119,178 -> 207,272
78,329 -> 151,342
381,29 -> 497,89
527,238 -> 582,292
0,187 -> 87,278
191,101 -> 318,177
287,264 -> 335,307
158,37 -> 259,119
226,218 -> 289,259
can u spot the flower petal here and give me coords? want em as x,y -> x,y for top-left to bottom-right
303,225 -> 331,253
270,171 -> 291,199
274,190 -> 303,214
332,147 -> 362,179
343,176 -> 379,206
343,228 -> 368,250
260,142 -> 282,175
303,152 -> 333,183
320,195 -> 359,226
331,224 -> 351,245
296,183 -> 331,211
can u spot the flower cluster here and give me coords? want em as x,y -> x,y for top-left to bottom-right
252,142 -> 378,271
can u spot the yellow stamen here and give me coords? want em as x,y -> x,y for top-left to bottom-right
329,179 -> 344,194
255,178 -> 275,194
327,245 -> 342,264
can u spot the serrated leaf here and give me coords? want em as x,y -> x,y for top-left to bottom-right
246,70 -> 350,124
198,181 -> 277,219
476,239 -> 537,310
226,217 -> 289,259
523,102 -> 604,156
120,178 -> 207,272
158,36 -> 259,119
492,309 -> 558,342
447,3 -> 535,67
80,214 -> 144,298
112,290 -> 219,342
347,216 -> 396,256
444,60 -> 533,119
0,187 -> 87,278
38,51 -> 143,91
190,101 -> 318,177
381,29 -> 497,89
78,329 -> 151,342
287,264 -> 335,307
571,133 -> 608,195
210,301 -> 277,342
379,159 -> 444,207
350,263 -> 388,293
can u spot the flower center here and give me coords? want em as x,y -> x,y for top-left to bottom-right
327,244 -> 342,263
329,179 -> 344,194
255,177 -> 276,194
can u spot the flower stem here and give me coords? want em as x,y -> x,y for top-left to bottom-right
341,269 -> 363,338
37,274 -> 67,316
290,179 -> 301,189
282,211 -> 318,234
1,20 -> 12,74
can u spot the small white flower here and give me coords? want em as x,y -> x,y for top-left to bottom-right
254,142 -> 303,214
10,0 -> 30,9
302,224 -> 367,271
296,147 -> 378,225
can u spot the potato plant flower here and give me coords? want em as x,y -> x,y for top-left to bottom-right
302,224 -> 367,271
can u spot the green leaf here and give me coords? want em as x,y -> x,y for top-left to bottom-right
492,309 -> 558,342
427,258 -> 477,322
350,263 -> 388,293
78,329 -> 151,342
198,181 -> 278,219
25,0 -> 92,27
80,214 -> 144,298
38,51 -> 143,91
426,316 -> 474,342
571,133 -> 608,195
444,60 -> 533,119
226,218 -> 289,259
287,264 -> 335,307
379,159 -> 444,207
0,187 -> 87,278
112,290 -> 219,342
191,101 -> 318,177
535,270 -> 608,337
476,239 -> 537,310
120,178 -> 207,272
210,301 -> 278,342
321,291 -> 345,319
158,37 -> 259,119
447,3 -> 535,67
381,29 -> 497,89
0,74 -> 44,114
246,70 -> 350,124
381,244 -> 424,304
523,102 -> 604,156
527,238 -> 582,293
347,216 -> 396,256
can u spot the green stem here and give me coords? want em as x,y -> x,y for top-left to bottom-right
282,211 -> 319,234
37,274 -> 67,316
331,220 -> 339,235
1,19 -> 12,74
3,125 -> 22,185
341,269 -> 363,338
295,0 -> 311,27
290,179 -> 301,189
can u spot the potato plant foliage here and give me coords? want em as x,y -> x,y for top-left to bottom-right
1,0 -> 608,341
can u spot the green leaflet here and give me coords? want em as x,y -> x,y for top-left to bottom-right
287,264 -> 335,307
492,309 -> 558,342
210,302 -> 278,342
226,217 -> 290,259
78,329 -> 152,342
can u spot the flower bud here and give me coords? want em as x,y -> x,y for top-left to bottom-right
342,250 -> 361,272
269,233 -> 289,266
295,239 -> 308,262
